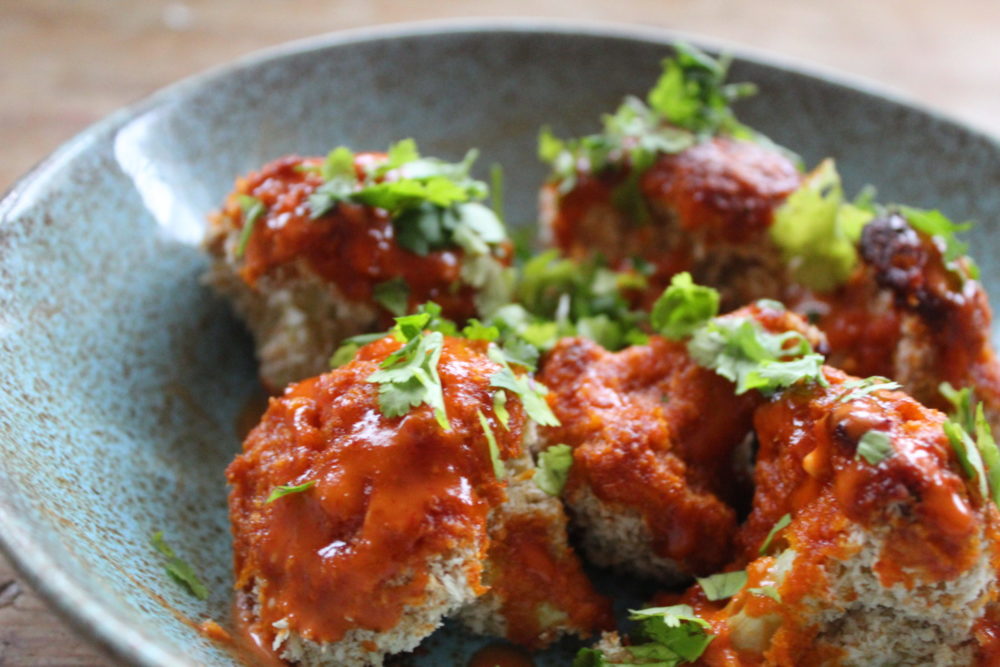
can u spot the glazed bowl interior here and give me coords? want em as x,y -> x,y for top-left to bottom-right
2,20 -> 1000,667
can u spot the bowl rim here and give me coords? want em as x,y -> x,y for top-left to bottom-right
2,17 -> 999,667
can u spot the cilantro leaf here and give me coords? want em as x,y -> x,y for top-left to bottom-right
477,409 -> 505,479
572,648 -> 609,667
368,326 -> 449,431
265,480 -> 316,504
535,444 -> 573,496
235,194 -> 266,259
150,531 -> 209,600
687,317 -> 826,395
372,277 -> 410,317
770,159 -> 875,292
856,430 -> 894,466
837,376 -> 902,403
647,43 -> 756,136
900,206 -> 979,280
488,345 -> 560,427
759,513 -> 791,555
462,319 -> 500,342
629,604 -> 714,662
320,146 -> 356,182
651,272 -> 720,339
696,570 -> 748,601
540,44 -> 764,197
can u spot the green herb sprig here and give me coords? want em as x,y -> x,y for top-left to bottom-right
575,604 -> 714,666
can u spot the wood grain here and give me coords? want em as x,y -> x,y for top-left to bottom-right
1,0 -> 998,663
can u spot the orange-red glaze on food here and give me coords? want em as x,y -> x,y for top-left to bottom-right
539,302 -> 815,574
227,336 -> 524,646
485,512 -> 614,649
222,154 -> 495,323
547,138 -> 798,274
640,137 -> 801,245
743,367 -> 983,581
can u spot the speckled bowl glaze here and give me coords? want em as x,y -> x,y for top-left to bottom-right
2,19 -> 1000,667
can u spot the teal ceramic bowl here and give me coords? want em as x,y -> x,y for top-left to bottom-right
2,19 -> 1000,667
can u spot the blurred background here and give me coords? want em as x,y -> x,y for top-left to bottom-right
1,0 -> 998,663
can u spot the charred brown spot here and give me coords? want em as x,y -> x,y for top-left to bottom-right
859,214 -> 963,321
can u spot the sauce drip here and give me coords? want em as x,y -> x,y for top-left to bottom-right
485,513 -> 613,648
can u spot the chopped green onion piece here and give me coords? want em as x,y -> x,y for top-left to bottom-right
837,376 -> 902,403
492,391 -> 510,430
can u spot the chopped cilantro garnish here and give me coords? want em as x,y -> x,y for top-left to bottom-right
687,317 -> 826,395
856,430 -> 894,466
651,272 -> 720,339
462,319 -> 500,342
541,44 -> 762,201
647,43 -> 756,135
836,376 -> 901,403
513,250 -> 648,351
535,443 -> 573,496
477,409 -> 505,479
759,513 -> 791,555
628,604 -> 715,662
234,194 -> 266,259
770,159 -> 875,291
696,570 -> 748,601
749,586 -> 782,602
367,312 -> 450,430
900,206 -> 979,280
149,531 -> 209,600
307,141 -> 508,270
372,277 -> 410,317
487,345 -> 560,427
265,480 -> 316,504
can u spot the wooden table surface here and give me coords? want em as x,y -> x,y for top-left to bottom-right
1,0 -> 998,664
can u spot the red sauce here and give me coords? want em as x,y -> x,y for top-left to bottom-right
640,137 -> 801,245
743,367 -> 983,581
538,303 -> 812,574
467,643 -> 535,667
484,513 -> 613,648
219,154 -> 502,324
227,336 -> 525,646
